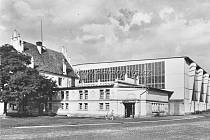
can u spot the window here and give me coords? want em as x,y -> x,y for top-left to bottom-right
61,91 -> 64,100
84,103 -> 88,110
58,77 -> 62,86
84,90 -> 88,99
66,91 -> 69,100
65,103 -> 69,109
100,90 -> 104,99
9,103 -> 17,110
99,103 -> 103,110
105,89 -> 110,99
79,91 -> 83,100
78,61 -> 165,89
61,103 -> 64,109
79,103 -> 82,110
105,103 -> 110,110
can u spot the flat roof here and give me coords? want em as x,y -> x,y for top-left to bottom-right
73,56 -> 208,74
54,84 -> 114,90
54,82 -> 173,96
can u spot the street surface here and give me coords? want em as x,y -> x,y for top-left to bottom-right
1,115 -> 210,140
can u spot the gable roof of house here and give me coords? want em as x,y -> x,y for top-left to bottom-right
23,41 -> 78,78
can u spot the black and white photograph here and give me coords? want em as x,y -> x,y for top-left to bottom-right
0,0 -> 210,139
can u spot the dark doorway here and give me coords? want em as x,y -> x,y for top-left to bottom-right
124,103 -> 135,118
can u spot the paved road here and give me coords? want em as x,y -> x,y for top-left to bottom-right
1,116 -> 210,140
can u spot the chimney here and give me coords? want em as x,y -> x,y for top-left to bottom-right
10,30 -> 24,52
36,41 -> 42,54
62,59 -> 67,75
61,46 -> 68,60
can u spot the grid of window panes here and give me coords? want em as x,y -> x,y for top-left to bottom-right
105,89 -> 110,99
79,61 -> 165,89
84,90 -> 88,100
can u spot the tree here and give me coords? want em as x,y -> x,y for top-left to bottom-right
0,44 -> 56,115
0,44 -> 31,114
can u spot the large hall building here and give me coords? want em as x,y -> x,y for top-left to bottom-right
74,57 -> 210,115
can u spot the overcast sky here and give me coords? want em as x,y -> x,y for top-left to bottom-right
0,0 -> 210,71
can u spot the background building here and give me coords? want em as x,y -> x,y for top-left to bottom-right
74,57 -> 210,115
10,30 -> 78,88
1,30 -> 78,115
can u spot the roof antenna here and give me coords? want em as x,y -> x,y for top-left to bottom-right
41,19 -> 43,43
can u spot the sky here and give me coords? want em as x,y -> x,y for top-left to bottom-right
0,0 -> 210,72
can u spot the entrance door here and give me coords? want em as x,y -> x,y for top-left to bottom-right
124,103 -> 135,118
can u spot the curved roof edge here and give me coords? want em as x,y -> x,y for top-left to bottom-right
73,56 -> 188,66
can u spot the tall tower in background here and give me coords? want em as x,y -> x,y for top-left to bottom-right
10,30 -> 24,52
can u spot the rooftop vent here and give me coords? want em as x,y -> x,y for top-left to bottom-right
36,41 -> 43,54
36,41 -> 42,46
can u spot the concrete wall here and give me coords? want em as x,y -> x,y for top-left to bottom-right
183,61 -> 210,114
165,58 -> 185,99
184,62 -> 196,113
147,90 -> 169,115
169,100 -> 185,115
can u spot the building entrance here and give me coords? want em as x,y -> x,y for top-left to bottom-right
124,103 -> 135,118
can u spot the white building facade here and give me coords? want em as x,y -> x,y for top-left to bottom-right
53,80 -> 172,118
74,57 -> 210,115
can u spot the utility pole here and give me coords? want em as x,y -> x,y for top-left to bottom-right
41,19 -> 43,43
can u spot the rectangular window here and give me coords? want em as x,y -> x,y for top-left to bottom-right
58,77 -> 62,86
14,104 -> 17,110
84,90 -> 88,99
105,89 -> 110,99
79,103 -> 82,110
66,91 -> 69,100
105,103 -> 110,111
79,91 -> 83,100
10,103 -> 17,110
99,103 -> 103,110
61,103 -> 64,109
84,103 -> 88,110
100,90 -> 104,99
65,103 -> 69,109
61,91 -> 64,100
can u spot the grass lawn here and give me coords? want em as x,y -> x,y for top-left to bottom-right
1,113 -> 210,140
0,114 -> 204,129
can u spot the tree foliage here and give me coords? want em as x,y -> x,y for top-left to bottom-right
0,44 -> 57,115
